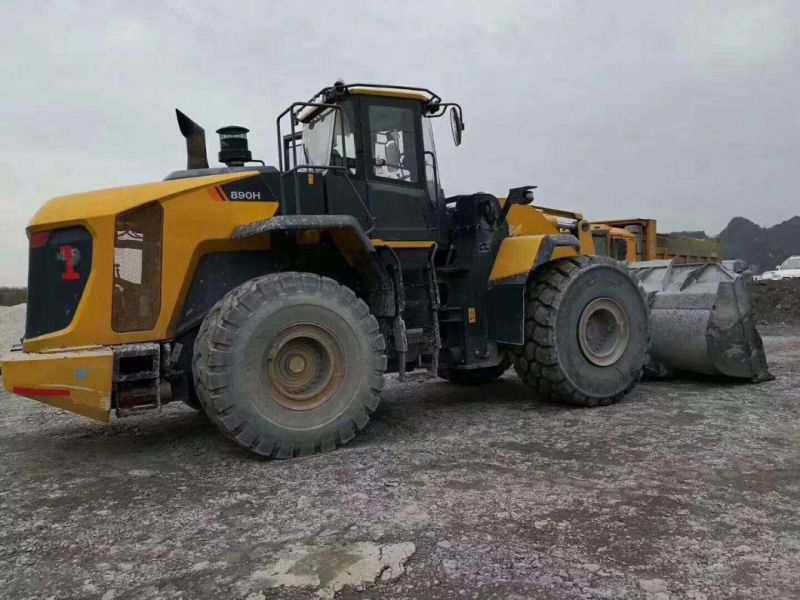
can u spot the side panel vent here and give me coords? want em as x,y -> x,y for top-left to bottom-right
112,203 -> 163,332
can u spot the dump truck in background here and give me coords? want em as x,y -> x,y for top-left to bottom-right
593,218 -> 723,263
590,223 -> 636,261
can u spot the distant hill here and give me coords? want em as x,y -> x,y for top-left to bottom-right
669,216 -> 800,273
717,216 -> 800,272
0,287 -> 26,307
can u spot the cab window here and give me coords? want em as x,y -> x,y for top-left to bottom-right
611,238 -> 628,261
368,105 -> 418,183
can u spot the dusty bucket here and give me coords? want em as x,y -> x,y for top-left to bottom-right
627,260 -> 773,382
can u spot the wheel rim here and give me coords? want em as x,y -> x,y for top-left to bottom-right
263,323 -> 345,411
577,298 -> 630,367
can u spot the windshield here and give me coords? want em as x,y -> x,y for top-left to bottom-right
780,257 -> 800,270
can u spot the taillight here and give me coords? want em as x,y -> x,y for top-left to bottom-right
29,231 -> 51,249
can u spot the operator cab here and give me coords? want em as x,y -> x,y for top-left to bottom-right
279,82 -> 464,242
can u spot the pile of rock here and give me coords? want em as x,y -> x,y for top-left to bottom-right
749,279 -> 800,326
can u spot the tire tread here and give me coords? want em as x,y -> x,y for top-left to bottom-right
192,272 -> 386,458
512,256 -> 647,406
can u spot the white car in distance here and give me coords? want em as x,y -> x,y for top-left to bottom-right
756,255 -> 800,281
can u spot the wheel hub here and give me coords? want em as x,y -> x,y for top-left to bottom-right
264,323 -> 345,411
577,298 -> 630,367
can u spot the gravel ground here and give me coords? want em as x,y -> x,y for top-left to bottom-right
0,303 -> 25,353
0,326 -> 798,599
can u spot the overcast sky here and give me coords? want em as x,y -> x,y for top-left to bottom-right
1,1 -> 798,285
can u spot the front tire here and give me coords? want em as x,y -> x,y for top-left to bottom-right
193,272 -> 386,458
512,256 -> 649,406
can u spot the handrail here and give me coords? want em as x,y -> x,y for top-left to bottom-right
276,101 -> 374,234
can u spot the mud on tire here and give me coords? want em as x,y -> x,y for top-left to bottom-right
512,256 -> 649,406
193,272 -> 386,458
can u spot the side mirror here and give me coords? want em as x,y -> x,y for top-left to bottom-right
450,106 -> 464,146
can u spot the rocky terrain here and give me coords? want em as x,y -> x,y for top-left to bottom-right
0,301 -> 798,599
749,279 -> 800,326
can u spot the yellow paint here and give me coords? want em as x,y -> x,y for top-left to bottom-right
467,308 -> 477,324
489,235 -> 581,282
30,172 -> 260,228
2,349 -> 113,421
490,235 -> 546,281
504,203 -> 561,237
594,218 -> 658,261
23,175 -> 279,352
576,220 -> 594,257
591,224 -> 637,261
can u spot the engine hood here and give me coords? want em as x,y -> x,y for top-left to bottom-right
29,172 -> 257,229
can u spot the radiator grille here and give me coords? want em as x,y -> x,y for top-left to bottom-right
112,203 -> 163,332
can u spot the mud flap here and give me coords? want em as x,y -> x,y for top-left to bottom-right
627,260 -> 773,382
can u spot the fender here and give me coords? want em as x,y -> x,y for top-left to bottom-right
485,234 -> 580,345
233,214 -> 376,259
488,233 -> 580,283
233,214 -> 395,316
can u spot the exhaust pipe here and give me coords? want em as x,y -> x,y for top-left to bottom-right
628,260 -> 773,382
175,109 -> 209,169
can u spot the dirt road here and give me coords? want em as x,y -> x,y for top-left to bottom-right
1,331 -> 798,599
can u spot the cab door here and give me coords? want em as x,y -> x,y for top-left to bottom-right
361,98 -> 433,241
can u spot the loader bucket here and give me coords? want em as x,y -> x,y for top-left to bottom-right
627,260 -> 773,382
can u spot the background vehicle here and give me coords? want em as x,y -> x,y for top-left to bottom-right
593,218 -> 723,263
591,224 -> 636,261
756,256 -> 800,280
0,82 -> 770,458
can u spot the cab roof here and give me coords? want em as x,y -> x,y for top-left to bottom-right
297,82 -> 442,123
346,85 -> 434,102
312,82 -> 440,104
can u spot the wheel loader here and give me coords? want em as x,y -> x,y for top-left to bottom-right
1,82 -> 771,458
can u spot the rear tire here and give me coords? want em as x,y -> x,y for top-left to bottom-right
512,256 -> 648,406
193,272 -> 386,458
